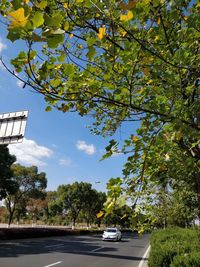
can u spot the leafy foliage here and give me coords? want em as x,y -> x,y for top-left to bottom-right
149,228 -> 200,267
0,145 -> 16,199
0,0 -> 200,225
4,164 -> 47,226
55,182 -> 105,227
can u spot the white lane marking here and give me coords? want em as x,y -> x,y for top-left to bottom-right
91,247 -> 103,252
43,261 -> 62,267
1,242 -> 20,245
138,245 -> 151,267
1,242 -> 28,247
45,244 -> 64,248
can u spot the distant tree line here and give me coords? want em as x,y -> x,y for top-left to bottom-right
0,145 -> 133,228
0,145 -> 199,230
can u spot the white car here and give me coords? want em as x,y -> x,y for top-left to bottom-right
102,227 -> 122,241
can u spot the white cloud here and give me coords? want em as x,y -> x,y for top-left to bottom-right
59,158 -> 72,166
0,39 -> 7,71
16,80 -> 24,88
76,140 -> 96,155
0,39 -> 6,54
9,138 -> 53,166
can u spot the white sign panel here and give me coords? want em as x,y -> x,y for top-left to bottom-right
0,110 -> 28,145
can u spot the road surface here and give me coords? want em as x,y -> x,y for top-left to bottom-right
0,232 -> 149,267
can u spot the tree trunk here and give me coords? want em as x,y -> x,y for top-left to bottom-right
72,217 -> 76,229
6,199 -> 16,227
194,172 -> 200,218
8,210 -> 15,227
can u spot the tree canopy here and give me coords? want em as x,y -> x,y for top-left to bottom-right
0,0 -> 199,221
55,182 -> 105,227
5,164 -> 47,226
0,145 -> 16,199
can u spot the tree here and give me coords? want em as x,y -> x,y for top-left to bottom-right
4,164 -> 47,226
0,206 -> 7,223
0,1 -> 199,221
57,182 -> 91,227
0,145 -> 16,199
26,197 -> 47,224
41,191 -> 58,224
103,205 -> 132,228
82,190 -> 106,228
55,182 -> 103,227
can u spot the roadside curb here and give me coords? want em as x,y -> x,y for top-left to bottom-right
138,245 -> 150,267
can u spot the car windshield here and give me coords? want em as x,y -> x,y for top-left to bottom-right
106,228 -> 117,233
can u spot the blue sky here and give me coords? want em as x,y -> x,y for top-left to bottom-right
0,27 -> 137,193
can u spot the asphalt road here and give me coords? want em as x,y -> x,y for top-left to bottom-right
0,232 -> 149,267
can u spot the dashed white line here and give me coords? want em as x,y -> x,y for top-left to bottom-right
43,261 -> 62,267
45,244 -> 64,248
91,247 -> 103,252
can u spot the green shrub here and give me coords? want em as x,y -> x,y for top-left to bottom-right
171,252 -> 200,267
149,228 -> 200,267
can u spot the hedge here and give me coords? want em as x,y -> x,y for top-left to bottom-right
148,227 -> 200,267
0,227 -> 103,240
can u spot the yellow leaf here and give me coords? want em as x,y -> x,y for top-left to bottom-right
54,64 -> 62,70
69,33 -> 73,38
147,79 -> 153,84
24,0 -> 29,3
143,0 -> 151,3
165,154 -> 170,161
8,8 -> 29,28
63,3 -> 69,9
118,28 -> 127,37
183,16 -> 188,21
197,3 -> 200,7
132,135 -> 138,142
157,17 -> 161,25
96,211 -> 104,218
97,27 -> 106,40
120,10 -> 133,22
154,35 -> 160,41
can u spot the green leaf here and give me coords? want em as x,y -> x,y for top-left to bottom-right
86,46 -> 96,60
37,0 -> 47,10
12,0 -> 21,9
44,13 -> 63,28
32,12 -> 44,28
29,50 -> 37,60
47,34 -> 64,49
45,106 -> 52,112
7,29 -> 21,42
63,64 -> 75,75
58,54 -> 65,62
63,21 -> 69,31
50,78 -> 61,87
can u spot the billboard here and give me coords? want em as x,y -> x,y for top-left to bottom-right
0,110 -> 28,145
